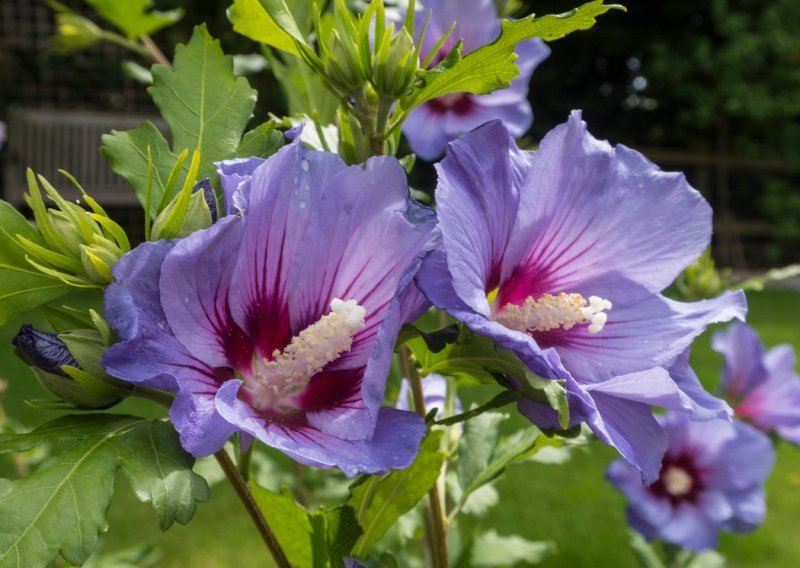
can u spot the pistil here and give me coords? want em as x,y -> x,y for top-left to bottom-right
495,292 -> 612,334
247,298 -> 366,411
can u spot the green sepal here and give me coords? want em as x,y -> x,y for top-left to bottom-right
29,367 -> 119,409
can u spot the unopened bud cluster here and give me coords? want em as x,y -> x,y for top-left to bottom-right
20,169 -> 131,288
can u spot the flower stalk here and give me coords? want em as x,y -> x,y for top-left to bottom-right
215,449 -> 291,568
399,346 -> 449,568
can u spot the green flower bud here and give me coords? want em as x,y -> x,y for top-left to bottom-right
46,209 -> 83,258
53,13 -> 103,54
151,178 -> 215,240
324,32 -> 366,94
21,170 -> 131,289
12,324 -> 129,409
372,27 -> 419,98
80,236 -> 123,285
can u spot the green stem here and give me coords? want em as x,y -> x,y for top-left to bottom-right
237,437 -> 254,480
139,33 -> 171,67
215,449 -> 291,568
436,390 -> 520,426
99,31 -> 150,60
130,387 -> 290,567
399,347 -> 449,568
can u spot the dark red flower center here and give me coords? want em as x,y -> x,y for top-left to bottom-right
425,93 -> 476,117
649,452 -> 706,506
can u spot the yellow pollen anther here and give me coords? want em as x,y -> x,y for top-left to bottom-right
495,292 -> 612,334
662,466 -> 694,497
248,298 -> 366,411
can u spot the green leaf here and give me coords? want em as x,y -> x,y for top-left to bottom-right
113,420 -> 209,530
249,484 -> 314,567
456,411 -> 505,494
228,0 -> 307,56
398,323 -> 459,354
0,201 -> 71,324
86,0 -> 183,38
349,431 -> 445,556
321,506 -> 363,567
0,415 -> 208,567
237,120 -> 286,159
149,25 -> 257,178
101,121 -> 185,218
249,483 -> 362,567
471,530 -> 554,566
400,1 -> 624,110
268,53 -> 340,124
408,326 -> 570,429
457,424 -> 540,503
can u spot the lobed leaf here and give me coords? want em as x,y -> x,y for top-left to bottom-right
0,415 -> 208,568
149,25 -> 257,178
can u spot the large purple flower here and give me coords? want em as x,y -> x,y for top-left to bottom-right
402,0 -> 550,160
416,113 -> 745,483
607,413 -> 775,551
713,322 -> 800,444
102,140 -> 437,476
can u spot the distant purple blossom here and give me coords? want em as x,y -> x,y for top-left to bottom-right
607,412 -> 774,551
713,322 -> 800,444
102,140 -> 437,476
416,113 -> 745,483
402,0 -> 550,160
396,372 -> 463,419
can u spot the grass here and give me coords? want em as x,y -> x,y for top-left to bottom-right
1,289 -> 798,566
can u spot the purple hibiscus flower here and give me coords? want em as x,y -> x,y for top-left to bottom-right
607,412 -> 775,551
416,113 -> 746,483
713,322 -> 800,444
402,0 -> 550,160
102,140 -> 437,476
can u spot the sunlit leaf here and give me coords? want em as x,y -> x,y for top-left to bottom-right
86,0 -> 183,38
400,1 -> 624,111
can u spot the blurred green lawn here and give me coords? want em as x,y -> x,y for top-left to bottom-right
1,289 -> 798,567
